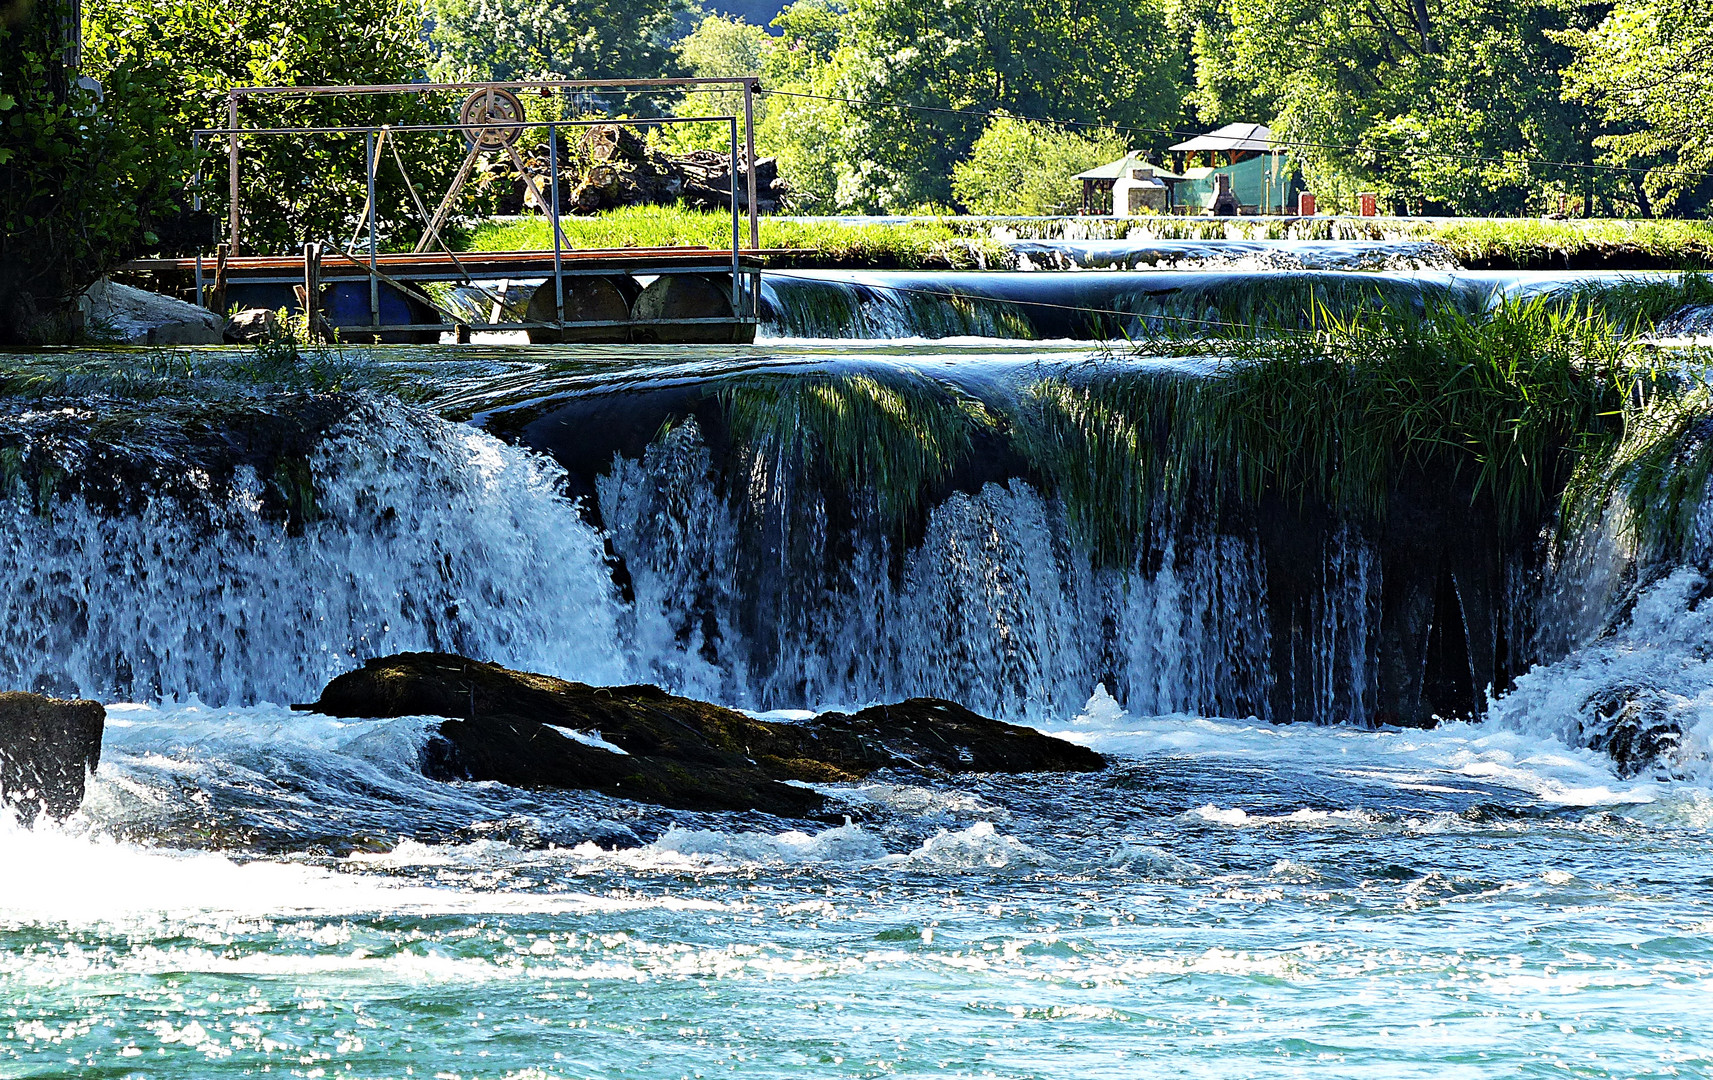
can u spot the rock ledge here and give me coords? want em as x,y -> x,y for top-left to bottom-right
298,653 -> 1103,817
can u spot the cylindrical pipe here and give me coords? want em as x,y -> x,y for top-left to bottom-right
729,117 -> 741,319
743,78 -> 759,250
193,131 -> 205,308
549,121 -> 564,325
366,129 -> 379,327
228,95 -> 240,254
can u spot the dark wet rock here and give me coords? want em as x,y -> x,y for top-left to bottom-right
225,307 -> 279,344
0,693 -> 104,823
1580,684 -> 1683,778
763,699 -> 1106,779
0,393 -> 356,527
298,653 -> 1104,816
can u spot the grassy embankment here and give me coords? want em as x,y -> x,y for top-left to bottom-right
457,206 -> 1713,271
1410,219 -> 1713,269
454,206 -> 1007,270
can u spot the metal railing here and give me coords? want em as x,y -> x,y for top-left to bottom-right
221,77 -> 762,254
190,83 -> 765,335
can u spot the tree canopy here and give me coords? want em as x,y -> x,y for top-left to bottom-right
1559,0 -> 1713,215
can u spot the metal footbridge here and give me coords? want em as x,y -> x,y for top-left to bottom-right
121,77 -> 770,344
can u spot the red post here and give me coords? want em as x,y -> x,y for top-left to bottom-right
1297,192 -> 1316,217
1357,192 -> 1378,217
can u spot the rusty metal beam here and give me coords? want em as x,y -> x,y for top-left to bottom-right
226,76 -> 761,100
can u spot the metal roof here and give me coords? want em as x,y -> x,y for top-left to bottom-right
1074,152 -> 1185,181
1166,123 -> 1276,153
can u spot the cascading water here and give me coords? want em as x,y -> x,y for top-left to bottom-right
598,421 -> 1279,721
756,267 -> 1684,341
0,397 -> 627,705
5,259 -> 1713,1078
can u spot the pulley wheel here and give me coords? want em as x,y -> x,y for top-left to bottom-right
459,88 -> 526,149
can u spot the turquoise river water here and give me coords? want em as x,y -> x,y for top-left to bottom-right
2,255 -> 1712,1078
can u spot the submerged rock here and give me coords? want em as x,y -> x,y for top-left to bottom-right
1580,684 -> 1684,779
0,693 -> 105,823
298,653 -> 1103,816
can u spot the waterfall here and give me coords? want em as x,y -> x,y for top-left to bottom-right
0,398 -> 627,705
592,417 -> 1410,723
758,269 -> 1496,340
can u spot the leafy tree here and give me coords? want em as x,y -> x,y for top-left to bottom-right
662,14 -> 770,150
1559,0 -> 1713,215
951,117 -> 1128,215
423,0 -> 693,84
753,0 -> 857,211
679,13 -> 769,77
84,0 -> 460,255
1195,0 -> 1620,215
1,0 -> 194,342
828,0 -> 1189,210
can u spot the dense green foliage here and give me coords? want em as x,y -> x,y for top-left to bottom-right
422,0 -> 693,86
951,118 -> 1128,216
0,0 -> 194,342
84,0 -> 463,255
819,0 -> 1186,210
1559,0 -> 1713,216
1019,297 -> 1650,562
1177,0 -> 1596,214
41,0 -> 1713,279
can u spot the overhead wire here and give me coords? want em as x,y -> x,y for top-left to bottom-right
754,87 -> 1703,184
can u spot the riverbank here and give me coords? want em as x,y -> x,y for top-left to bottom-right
457,209 -> 1713,271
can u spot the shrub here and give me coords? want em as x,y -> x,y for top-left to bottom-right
0,0 -> 196,343
950,116 -> 1128,216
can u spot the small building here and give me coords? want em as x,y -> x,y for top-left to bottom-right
1166,123 -> 1292,215
1074,153 -> 1186,215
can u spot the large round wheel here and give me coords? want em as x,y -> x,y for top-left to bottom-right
459,88 -> 526,149
631,275 -> 752,344
525,276 -> 636,344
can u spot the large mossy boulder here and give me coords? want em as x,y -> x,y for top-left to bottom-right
0,693 -> 105,823
299,653 -> 1103,816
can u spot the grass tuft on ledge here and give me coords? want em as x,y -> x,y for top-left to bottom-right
1019,296 -> 1658,563
720,368 -> 995,535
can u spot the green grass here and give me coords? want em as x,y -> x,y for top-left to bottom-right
454,207 -> 1713,270
1420,219 -> 1713,269
1561,370 -> 1713,564
1018,296 -> 1657,563
454,205 -> 1007,270
719,368 -> 995,535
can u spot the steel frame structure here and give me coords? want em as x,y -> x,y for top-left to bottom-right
221,77 -> 762,254
193,77 -> 767,339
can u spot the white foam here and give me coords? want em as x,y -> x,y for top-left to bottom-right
636,822 -> 888,866
880,822 -> 1051,870
1034,709 -> 1671,807
0,820 -> 722,930
1104,839 -> 1201,878
0,400 -> 628,706
1489,568 -> 1713,784
544,725 -> 629,755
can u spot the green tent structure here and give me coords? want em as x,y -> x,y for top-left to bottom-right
1166,124 -> 1293,214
